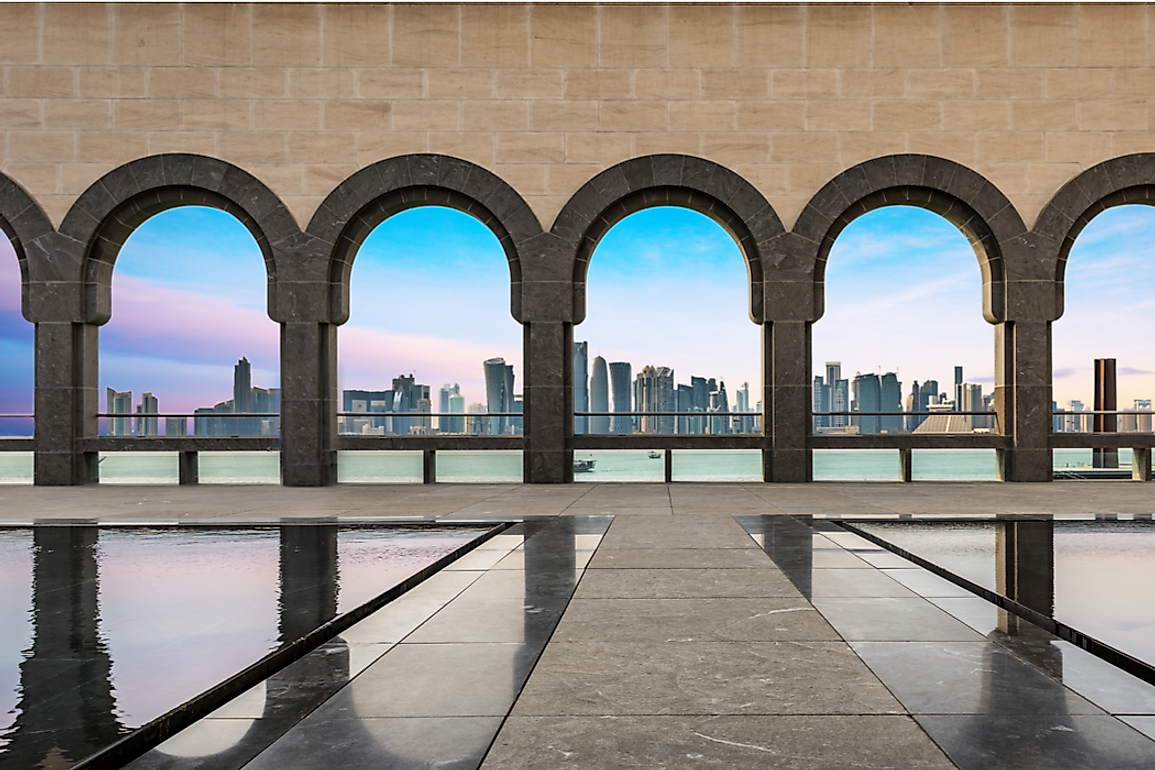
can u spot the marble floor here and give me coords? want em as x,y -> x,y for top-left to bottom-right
5,482 -> 1155,768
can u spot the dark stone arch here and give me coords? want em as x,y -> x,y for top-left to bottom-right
551,154 -> 782,324
1033,153 -> 1155,308
58,154 -> 300,325
0,173 -> 55,322
793,155 -> 1025,324
306,154 -> 543,325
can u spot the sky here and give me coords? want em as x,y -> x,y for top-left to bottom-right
1,202 -> 1153,423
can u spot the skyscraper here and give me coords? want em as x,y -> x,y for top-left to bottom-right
234,357 -> 253,414
852,373 -> 881,434
880,373 -> 902,433
813,375 -> 830,430
590,356 -> 609,434
484,357 -> 512,435
609,361 -> 632,434
135,392 -> 158,437
906,381 -> 922,432
439,383 -> 460,433
635,365 -> 674,434
710,381 -> 730,434
826,362 -> 849,428
448,393 -> 465,434
953,366 -> 964,411
574,341 -> 589,435
106,388 -> 131,436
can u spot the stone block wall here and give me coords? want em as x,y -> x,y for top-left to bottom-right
2,3 -> 1154,485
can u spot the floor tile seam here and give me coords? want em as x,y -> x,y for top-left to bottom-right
469,525 -> 613,768
838,522 -> 1155,717
802,538 -> 1149,758
243,558 -> 500,736
240,526 -> 608,770
505,710 -> 914,717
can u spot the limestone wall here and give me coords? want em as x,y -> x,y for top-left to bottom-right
1,2 -> 1152,230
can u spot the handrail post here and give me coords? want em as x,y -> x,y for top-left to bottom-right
664,448 -> 673,483
178,450 -> 199,485
423,449 -> 436,484
1133,447 -> 1152,482
898,448 -> 913,482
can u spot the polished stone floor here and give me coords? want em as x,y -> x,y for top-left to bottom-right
6,481 -> 1155,768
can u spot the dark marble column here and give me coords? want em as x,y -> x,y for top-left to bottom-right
764,320 -> 812,482
279,322 -> 337,487
998,320 -> 1053,482
34,322 -> 98,485
523,321 -> 572,483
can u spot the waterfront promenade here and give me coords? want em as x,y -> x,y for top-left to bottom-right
5,482 -> 1155,769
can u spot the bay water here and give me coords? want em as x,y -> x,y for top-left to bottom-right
0,447 -> 1135,484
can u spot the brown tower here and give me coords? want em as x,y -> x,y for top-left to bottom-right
1093,358 -> 1118,469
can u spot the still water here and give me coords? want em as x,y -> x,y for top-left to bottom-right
856,521 -> 1155,669
0,525 -> 483,768
0,448 -> 1139,484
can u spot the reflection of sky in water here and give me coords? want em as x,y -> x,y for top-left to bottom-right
0,525 -> 481,767
859,521 -> 1155,667
1054,524 -> 1155,667
0,531 -> 33,749
99,530 -> 281,726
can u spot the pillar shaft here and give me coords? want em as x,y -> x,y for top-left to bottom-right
764,320 -> 811,482
523,321 -> 571,483
999,320 -> 1053,482
34,322 -> 98,485
280,322 -> 336,486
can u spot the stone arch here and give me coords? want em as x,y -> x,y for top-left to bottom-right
551,154 -> 782,324
306,154 -> 543,325
1033,153 -> 1155,319
0,173 -> 55,322
793,155 -> 1024,324
58,154 -> 300,325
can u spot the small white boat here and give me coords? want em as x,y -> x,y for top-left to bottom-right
573,458 -> 596,473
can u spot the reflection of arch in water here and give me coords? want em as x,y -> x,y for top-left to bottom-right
5,527 -> 125,768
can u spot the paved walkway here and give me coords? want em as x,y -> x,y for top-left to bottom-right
7,482 -> 1155,768
5,480 -> 1155,522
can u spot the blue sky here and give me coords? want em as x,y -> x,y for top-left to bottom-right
1,202 -> 1153,420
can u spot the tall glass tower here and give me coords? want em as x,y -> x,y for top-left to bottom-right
609,361 -> 632,434
574,341 -> 589,434
484,357 -> 511,435
590,356 -> 609,434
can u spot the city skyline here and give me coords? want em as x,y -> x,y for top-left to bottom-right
2,204 -> 1155,422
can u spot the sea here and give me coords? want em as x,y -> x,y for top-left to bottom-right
0,448 -> 1130,484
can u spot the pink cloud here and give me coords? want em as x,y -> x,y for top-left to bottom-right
103,275 -> 278,365
338,324 -> 517,406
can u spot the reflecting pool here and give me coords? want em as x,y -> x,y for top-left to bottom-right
855,521 -> 1155,668
0,524 -> 484,768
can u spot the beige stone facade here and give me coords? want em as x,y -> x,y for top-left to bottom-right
2,2 -> 1153,230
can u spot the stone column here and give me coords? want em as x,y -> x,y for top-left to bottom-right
279,321 -> 337,486
764,320 -> 812,482
998,320 -> 1053,482
523,321 -> 571,483
34,322 -> 98,484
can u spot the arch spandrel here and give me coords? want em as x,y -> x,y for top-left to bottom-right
551,155 -> 782,325
794,155 -> 1025,325
307,154 -> 542,326
58,155 -> 300,326
0,173 -> 65,323
1033,154 -> 1155,323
